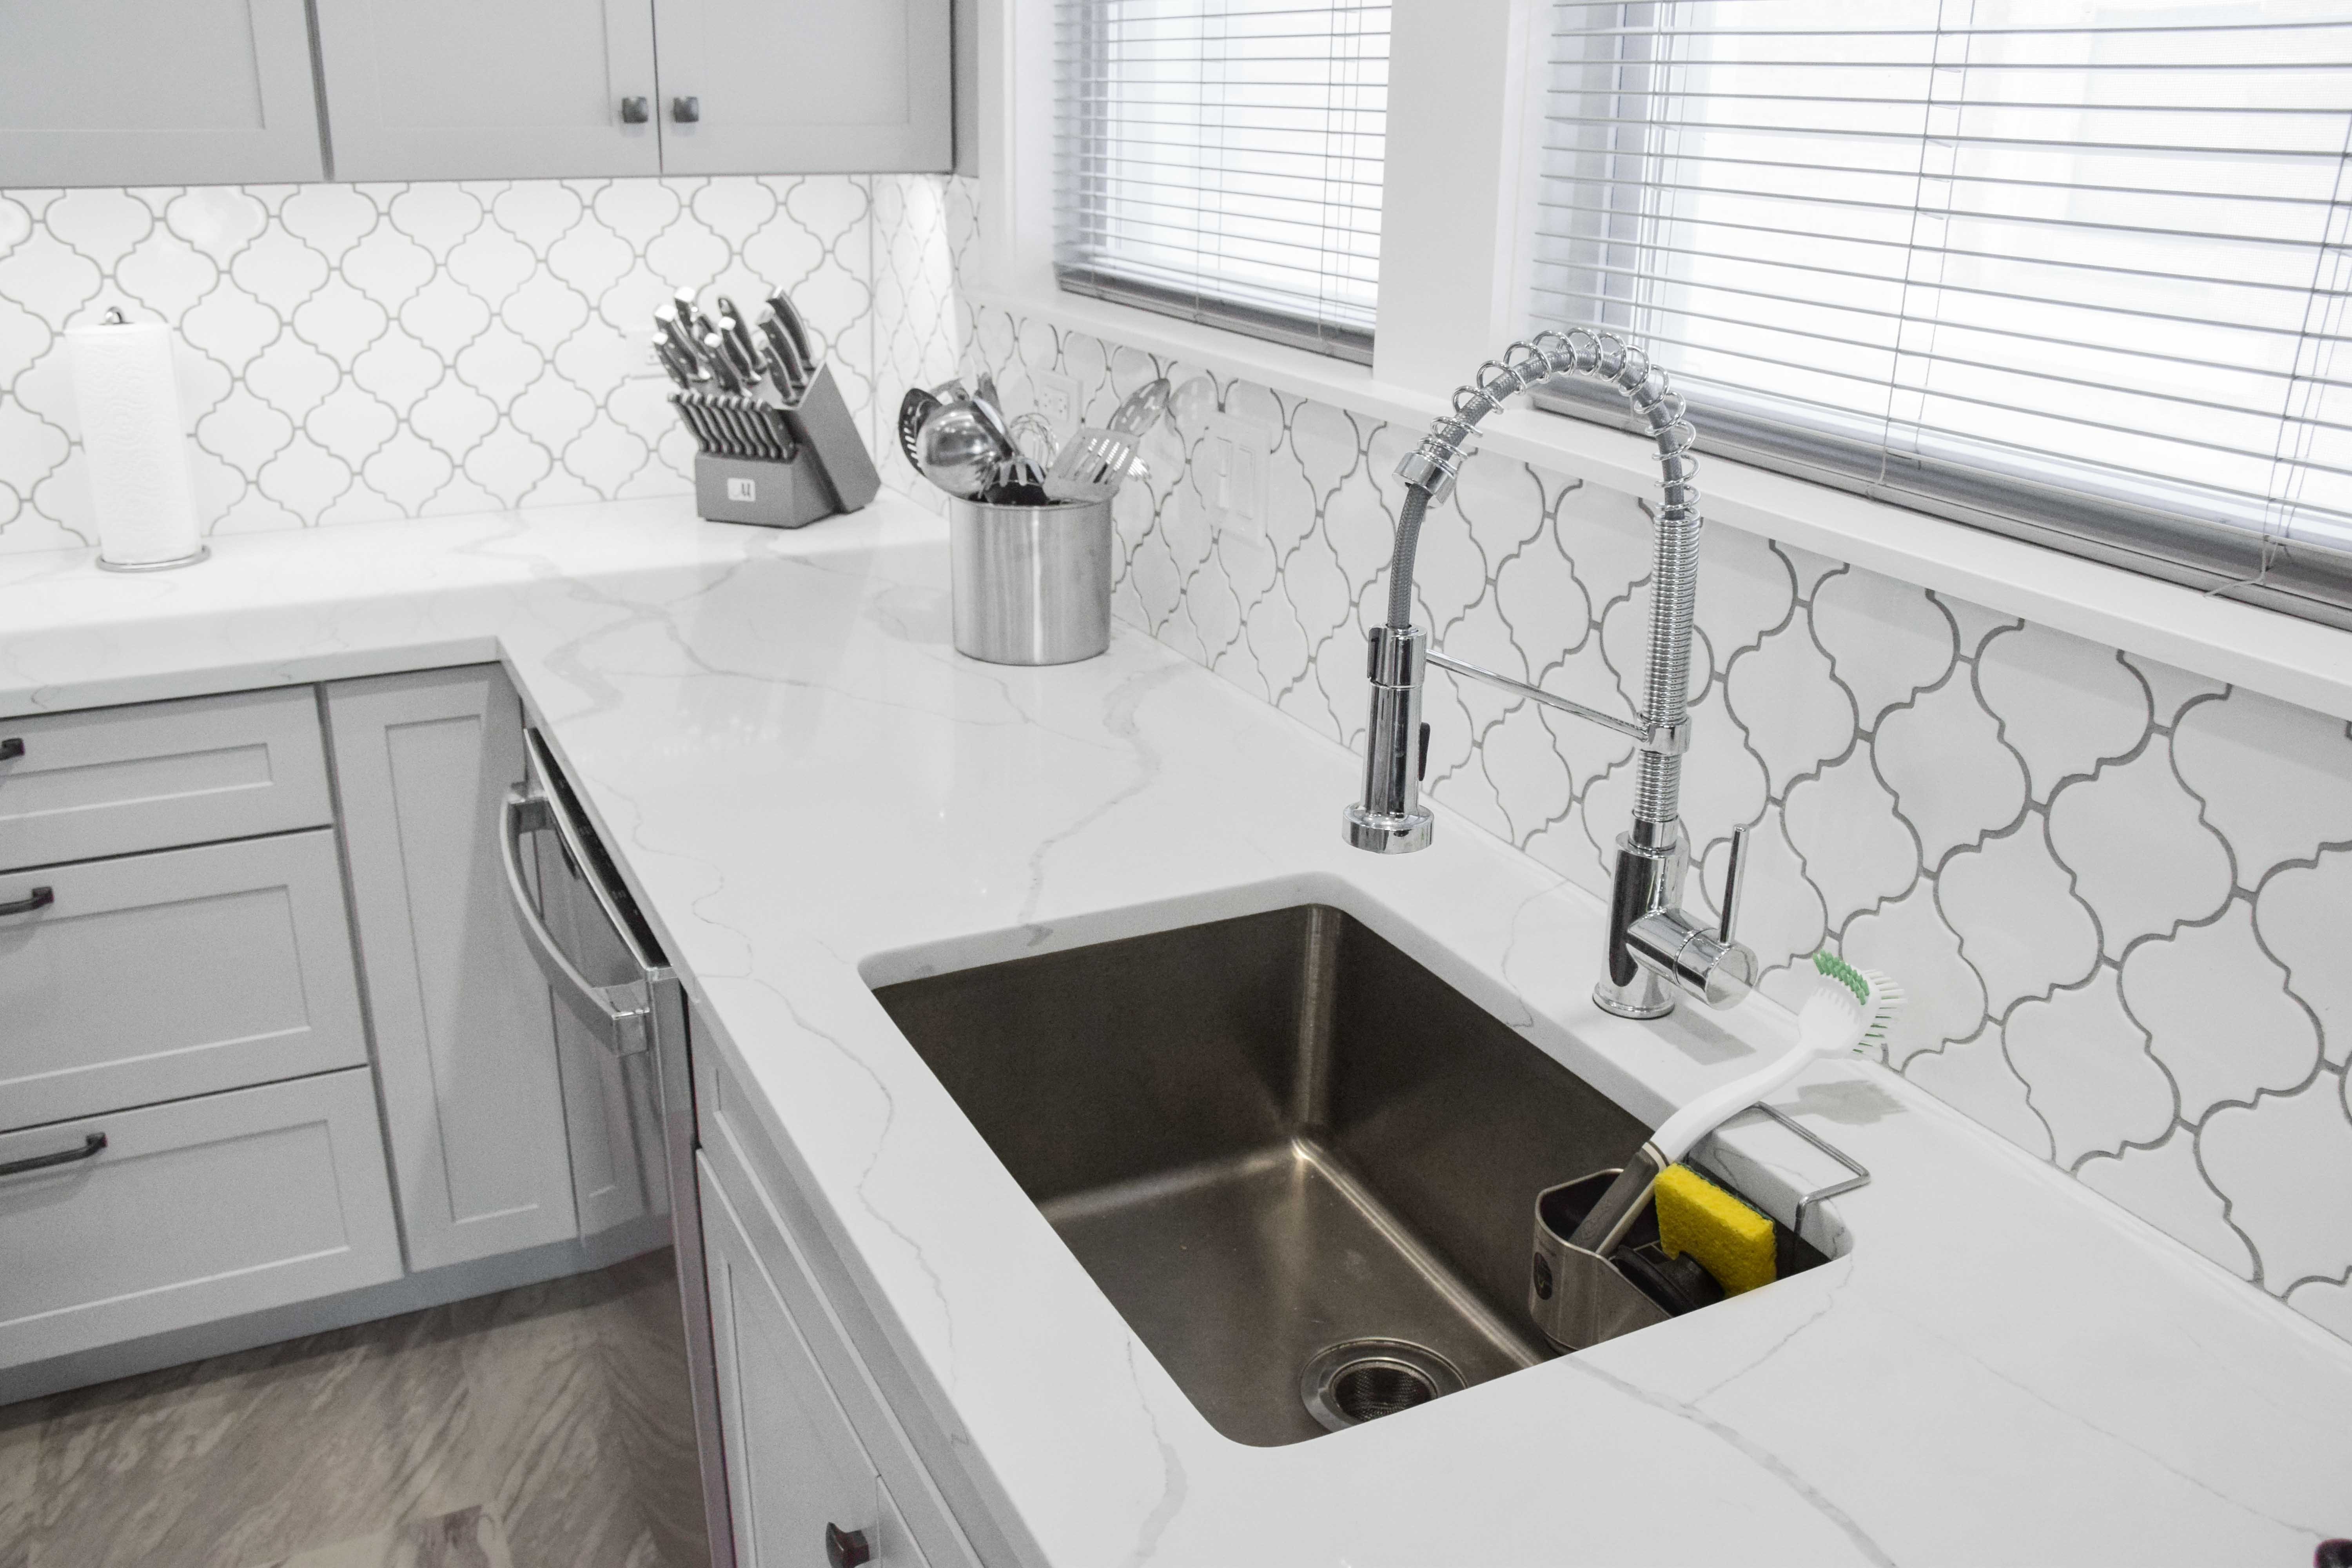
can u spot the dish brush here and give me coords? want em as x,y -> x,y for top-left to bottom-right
1566,952 -> 1904,1258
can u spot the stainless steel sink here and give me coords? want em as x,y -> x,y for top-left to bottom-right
872,905 -> 1654,1446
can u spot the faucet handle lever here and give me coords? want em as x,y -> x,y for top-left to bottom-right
1718,824 -> 1751,944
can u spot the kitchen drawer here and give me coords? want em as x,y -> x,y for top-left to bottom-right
0,1069 -> 402,1370
699,1071 -> 984,1568
701,1158 -> 930,1568
0,688 -> 333,873
0,830 -> 368,1131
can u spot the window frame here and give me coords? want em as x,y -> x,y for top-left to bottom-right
969,0 -> 2352,699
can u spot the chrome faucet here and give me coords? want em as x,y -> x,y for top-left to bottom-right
1345,330 -> 1756,1019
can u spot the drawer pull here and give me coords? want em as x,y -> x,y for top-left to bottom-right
824,1523 -> 871,1568
0,1131 -> 105,1179
0,885 -> 53,917
0,737 -> 21,761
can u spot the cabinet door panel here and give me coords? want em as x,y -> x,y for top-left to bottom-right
652,0 -> 951,174
703,1159 -> 927,1568
0,830 -> 367,1132
0,0 -> 325,186
0,1070 -> 401,1370
314,0 -> 660,180
326,666 -> 578,1271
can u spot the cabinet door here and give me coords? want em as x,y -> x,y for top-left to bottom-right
701,1160 -> 927,1568
0,1069 -> 401,1370
325,667 -> 579,1272
651,0 -> 951,175
313,0 -> 660,180
0,0 -> 325,187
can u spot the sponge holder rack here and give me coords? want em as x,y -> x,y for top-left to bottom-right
1528,1105 -> 1870,1352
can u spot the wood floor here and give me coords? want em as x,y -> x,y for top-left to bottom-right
0,1251 -> 709,1568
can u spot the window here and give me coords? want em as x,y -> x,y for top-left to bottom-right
1534,2 -> 2352,625
1056,0 -> 1391,363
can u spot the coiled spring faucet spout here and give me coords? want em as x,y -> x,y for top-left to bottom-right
1345,329 -> 1756,1019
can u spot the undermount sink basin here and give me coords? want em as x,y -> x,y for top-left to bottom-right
872,904 -> 1657,1446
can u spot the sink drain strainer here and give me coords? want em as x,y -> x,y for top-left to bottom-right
1301,1339 -> 1465,1432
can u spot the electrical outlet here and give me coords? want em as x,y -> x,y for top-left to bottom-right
1034,371 -> 1081,435
1189,410 -> 1273,542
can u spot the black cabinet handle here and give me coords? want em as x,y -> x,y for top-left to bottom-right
620,95 -> 650,124
825,1523 -> 871,1568
0,1132 -> 105,1179
0,886 -> 52,917
0,737 -> 20,761
673,95 -> 701,123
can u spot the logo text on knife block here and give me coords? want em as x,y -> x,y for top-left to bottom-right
726,476 -> 758,502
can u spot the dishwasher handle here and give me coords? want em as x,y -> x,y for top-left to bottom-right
501,784 -> 654,1057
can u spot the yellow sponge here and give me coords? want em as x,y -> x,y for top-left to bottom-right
1654,1164 -> 1777,1296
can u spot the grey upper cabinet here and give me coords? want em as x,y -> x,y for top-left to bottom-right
650,0 -> 952,174
313,0 -> 661,181
0,0 -> 325,187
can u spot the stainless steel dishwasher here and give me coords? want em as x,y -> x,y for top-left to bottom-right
499,726 -> 734,1568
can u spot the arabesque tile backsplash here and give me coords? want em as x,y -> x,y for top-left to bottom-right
0,174 -> 956,552
4,170 -> 2348,1345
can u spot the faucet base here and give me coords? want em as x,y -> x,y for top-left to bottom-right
1593,971 -> 1677,1020
1343,804 -> 1432,854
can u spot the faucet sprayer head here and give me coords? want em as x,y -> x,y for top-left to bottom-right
1343,624 -> 1432,853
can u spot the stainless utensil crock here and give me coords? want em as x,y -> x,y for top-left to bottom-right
948,495 -> 1113,665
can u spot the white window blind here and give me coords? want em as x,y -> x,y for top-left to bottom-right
1535,1 -> 2352,625
1056,0 -> 1390,363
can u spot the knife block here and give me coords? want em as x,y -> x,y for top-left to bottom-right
693,451 -> 838,529
687,362 -> 882,530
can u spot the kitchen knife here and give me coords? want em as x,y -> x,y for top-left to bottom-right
756,308 -> 810,399
653,336 -> 702,390
701,332 -> 745,394
671,392 -> 716,454
764,290 -> 817,372
715,298 -> 762,371
713,317 -> 764,393
655,307 -> 707,377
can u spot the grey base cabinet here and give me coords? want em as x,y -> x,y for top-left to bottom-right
325,666 -> 583,1272
702,1159 -> 930,1568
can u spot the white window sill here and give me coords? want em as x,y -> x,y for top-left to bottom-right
967,283 -> 2352,724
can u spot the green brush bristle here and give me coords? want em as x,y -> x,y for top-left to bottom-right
1812,949 -> 1871,1006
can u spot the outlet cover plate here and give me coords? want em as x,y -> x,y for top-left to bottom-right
1033,371 -> 1081,436
1189,410 -> 1274,542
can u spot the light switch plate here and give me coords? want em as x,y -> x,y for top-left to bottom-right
1034,371 -> 1081,436
1188,410 -> 1274,542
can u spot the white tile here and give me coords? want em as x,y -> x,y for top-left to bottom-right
1937,822 -> 2100,1014
2046,746 -> 2232,959
2172,688 -> 2352,888
2199,1081 -> 2352,1289
42,189 -> 155,273
1904,1027 -> 2053,1160
1808,564 -> 1956,728
2076,1136 -> 2256,1278
2284,1274 -> 2352,1338
2122,650 -> 2226,728
1782,748 -> 1920,927
2005,967 -> 2176,1166
1975,623 -> 2151,798
2121,900 -> 2320,1123
1872,673 -> 2028,864
1723,617 -> 1856,794
2254,848 -> 2352,1067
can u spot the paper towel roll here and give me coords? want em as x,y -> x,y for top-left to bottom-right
67,314 -> 204,568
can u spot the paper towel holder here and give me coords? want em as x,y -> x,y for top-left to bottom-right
83,305 -> 211,575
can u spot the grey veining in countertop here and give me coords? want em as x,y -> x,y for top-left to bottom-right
2,497 -> 2347,1566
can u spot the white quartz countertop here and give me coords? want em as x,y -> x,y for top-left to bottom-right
4,498 -> 2347,1566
